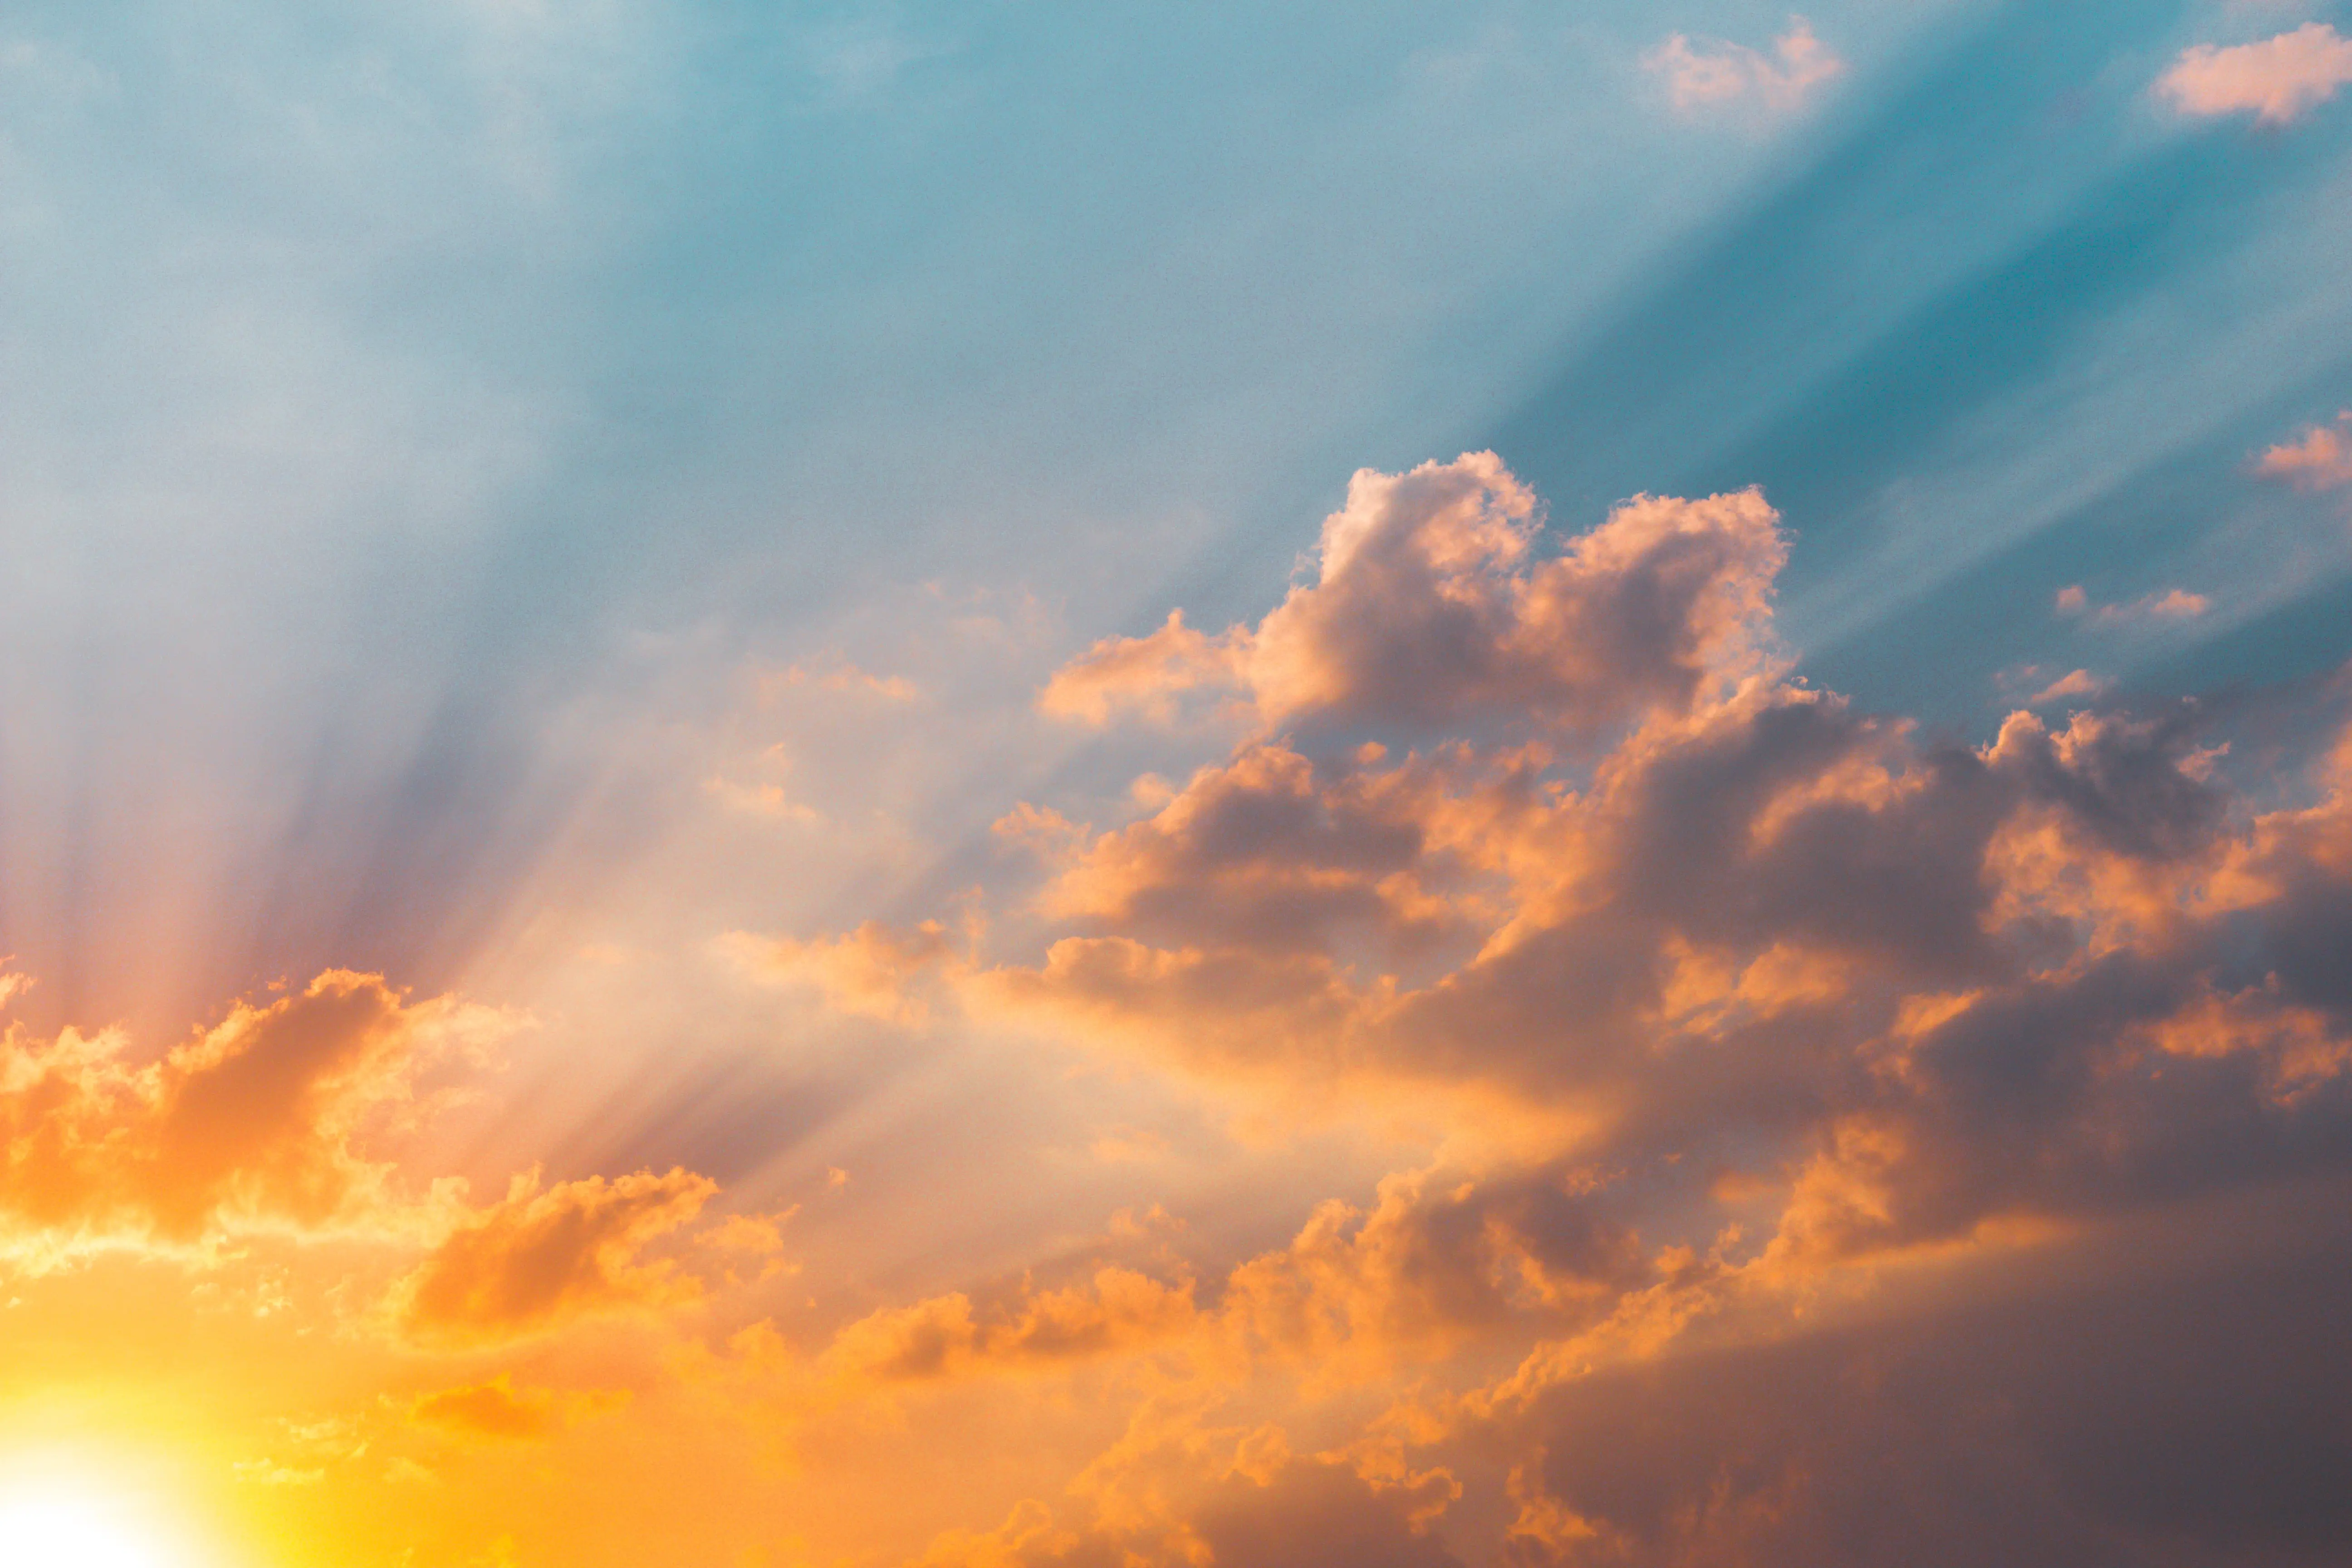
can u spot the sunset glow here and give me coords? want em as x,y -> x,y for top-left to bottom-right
3,4 -> 2351,1566
0,1486 -> 187,1568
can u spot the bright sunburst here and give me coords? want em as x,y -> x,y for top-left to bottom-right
0,1489 -> 184,1568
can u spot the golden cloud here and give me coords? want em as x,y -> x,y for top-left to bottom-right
392,1166 -> 718,1347
0,970 -> 516,1263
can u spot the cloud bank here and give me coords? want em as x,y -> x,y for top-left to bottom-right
756,452 -> 2352,1565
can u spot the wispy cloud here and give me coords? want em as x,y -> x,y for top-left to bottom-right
2027,666 -> 2108,705
2157,22 -> 2352,125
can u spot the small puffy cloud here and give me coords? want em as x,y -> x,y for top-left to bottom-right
392,1166 -> 717,1346
410,1375 -> 627,1441
2158,23 -> 2352,124
2256,411 -> 2352,490
2138,588 -> 2210,619
2029,668 -> 2108,705
0,970 -> 515,1262
1040,610 -> 1246,726
1644,18 -> 1844,115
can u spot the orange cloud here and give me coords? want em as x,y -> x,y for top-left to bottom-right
947,456 -> 2352,1286
724,920 -> 956,1024
0,970 -> 514,1262
409,1375 -> 627,1441
1039,609 -> 1247,726
712,452 -> 2352,1568
1042,453 -> 1786,738
2256,411 -> 2352,490
392,1166 -> 717,1346
2158,23 -> 2352,125
1220,1168 -> 1644,1384
2027,668 -> 2107,705
822,1266 -> 1198,1386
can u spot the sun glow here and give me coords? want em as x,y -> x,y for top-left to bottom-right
0,1488 -> 187,1568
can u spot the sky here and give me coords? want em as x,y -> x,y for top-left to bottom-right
1,2 -> 2351,1565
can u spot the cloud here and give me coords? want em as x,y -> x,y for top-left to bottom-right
1478,1209 -> 2352,1566
2157,23 -> 2352,125
0,970 -> 515,1262
912,1461 -> 1467,1568
955,454 -> 2352,1282
786,1163 -> 1642,1409
753,451 -> 2352,1566
1041,453 -> 1786,739
410,1375 -> 627,1441
822,1266 -> 1199,1386
2054,585 -> 2211,624
2027,668 -> 2107,705
391,1166 -> 717,1346
1643,18 -> 1845,115
2255,411 -> 2352,490
1040,610 -> 1247,726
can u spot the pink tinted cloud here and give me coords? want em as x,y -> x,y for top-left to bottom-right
2256,411 -> 2352,490
1644,18 -> 1845,115
2054,585 -> 2211,624
2028,668 -> 2107,705
1044,451 -> 1786,738
2157,23 -> 2352,125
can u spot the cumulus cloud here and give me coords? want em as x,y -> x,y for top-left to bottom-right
2158,23 -> 2352,125
959,455 -> 2352,1298
0,970 -> 514,1262
2256,411 -> 2352,490
752,452 -> 2352,1566
1042,453 -> 1786,739
1643,18 -> 1845,115
1218,1167 -> 1645,1382
392,1166 -> 717,1345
